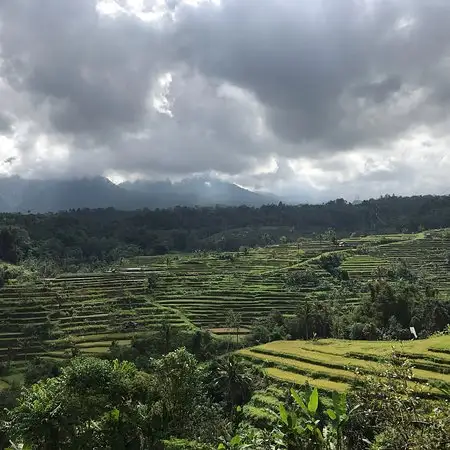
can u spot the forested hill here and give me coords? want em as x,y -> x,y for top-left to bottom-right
1,193 -> 450,268
2,193 -> 450,232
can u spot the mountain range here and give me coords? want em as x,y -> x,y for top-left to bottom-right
0,176 -> 278,213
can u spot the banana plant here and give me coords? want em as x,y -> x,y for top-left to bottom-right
323,391 -> 359,450
277,387 -> 358,450
277,387 -> 323,449
221,387 -> 358,449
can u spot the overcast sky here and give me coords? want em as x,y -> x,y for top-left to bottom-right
1,0 -> 450,201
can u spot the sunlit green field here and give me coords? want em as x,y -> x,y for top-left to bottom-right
237,335 -> 450,392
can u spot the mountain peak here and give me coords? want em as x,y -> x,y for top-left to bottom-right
0,176 -> 277,212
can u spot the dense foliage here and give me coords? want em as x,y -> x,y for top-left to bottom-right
246,260 -> 450,345
1,196 -> 450,448
2,193 -> 450,268
1,350 -> 449,449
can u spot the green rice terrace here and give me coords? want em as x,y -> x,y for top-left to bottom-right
237,335 -> 450,394
237,334 -> 450,426
1,228 -> 450,389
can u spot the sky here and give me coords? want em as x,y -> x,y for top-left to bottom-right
1,0 -> 450,202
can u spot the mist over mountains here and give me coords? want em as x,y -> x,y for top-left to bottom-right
0,176 -> 279,213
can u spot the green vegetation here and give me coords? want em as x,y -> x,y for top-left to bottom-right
1,204 -> 450,448
1,228 -> 450,387
237,335 -> 450,392
2,194 -> 450,268
1,347 -> 449,449
0,270 -> 194,387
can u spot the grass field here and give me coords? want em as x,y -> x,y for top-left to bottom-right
1,228 -> 450,389
237,335 -> 450,393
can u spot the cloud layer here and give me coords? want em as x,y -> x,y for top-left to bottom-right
1,0 -> 450,201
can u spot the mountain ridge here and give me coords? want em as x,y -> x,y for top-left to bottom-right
0,176 -> 278,213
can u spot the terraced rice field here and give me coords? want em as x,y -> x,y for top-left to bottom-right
0,270 -> 192,387
237,335 -> 450,393
242,385 -> 285,426
126,231 -> 450,329
341,255 -> 391,278
1,229 -> 449,389
0,238 -> 348,380
125,244 -> 345,328
373,236 -> 450,294
342,233 -> 450,293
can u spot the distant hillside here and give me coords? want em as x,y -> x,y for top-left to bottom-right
2,193 -> 450,269
121,177 -> 276,208
0,176 -> 276,212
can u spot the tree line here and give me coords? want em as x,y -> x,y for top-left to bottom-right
1,193 -> 450,269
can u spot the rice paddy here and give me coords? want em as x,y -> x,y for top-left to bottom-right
237,335 -> 450,393
1,228 -> 450,389
0,271 -> 192,387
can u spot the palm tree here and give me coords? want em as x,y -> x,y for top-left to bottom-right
211,355 -> 254,410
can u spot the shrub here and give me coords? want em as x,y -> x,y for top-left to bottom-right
317,253 -> 344,277
0,361 -> 9,376
373,260 -> 417,282
21,320 -> 54,340
0,264 -> 28,288
147,273 -> 159,292
163,438 -> 213,449
355,244 -> 370,255
284,269 -> 319,288
347,354 -> 450,450
349,322 -> 381,340
24,358 -> 61,386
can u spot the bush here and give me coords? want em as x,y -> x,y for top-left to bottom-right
0,264 -> 28,288
284,268 -> 319,288
373,260 -> 417,282
0,361 -> 9,376
382,316 -> 411,340
349,322 -> 380,340
147,273 -> 159,292
24,358 -> 61,386
21,320 -> 54,340
355,244 -> 370,255
317,253 -> 346,278
347,354 -> 450,450
163,438 -> 213,449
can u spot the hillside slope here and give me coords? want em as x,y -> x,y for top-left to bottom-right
1,230 -> 450,389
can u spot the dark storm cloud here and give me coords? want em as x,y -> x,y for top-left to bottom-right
81,72 -> 268,177
169,0 -> 450,151
0,0 -> 450,193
